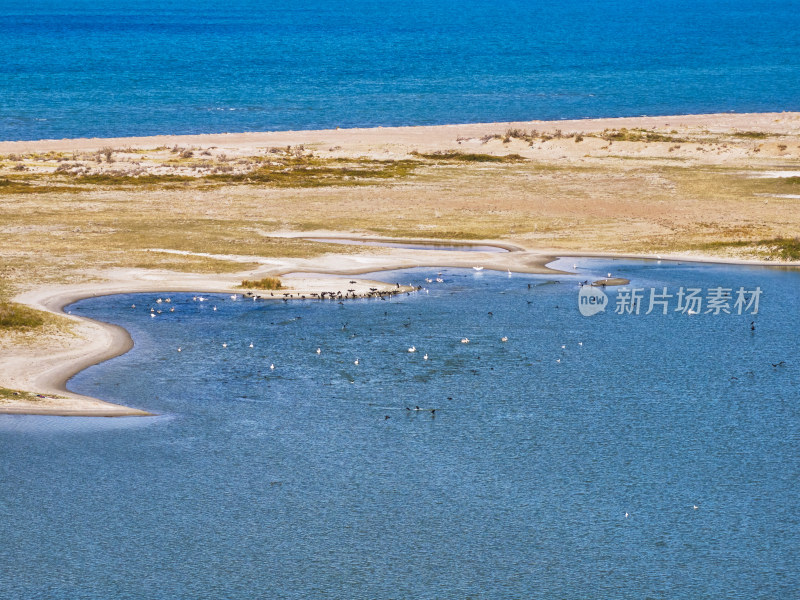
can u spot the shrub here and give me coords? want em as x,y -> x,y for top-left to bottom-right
240,277 -> 282,290
0,302 -> 45,329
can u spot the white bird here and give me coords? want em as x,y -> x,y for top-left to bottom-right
222,343 -> 227,348
501,336 -> 508,342
192,296 -> 197,301
316,347 -> 321,354
625,512 -> 629,518
270,363 -> 275,370
177,347 -> 182,352
408,346 -> 416,353
473,266 -> 483,271
131,304 -> 136,308
693,505 -> 699,510
354,358 -> 359,365
556,358 -> 561,363
230,294 -> 237,301
578,342 -> 583,346
607,273 -> 612,278
436,278 -> 443,283
249,343 -> 254,348
165,298 -> 171,303
423,353 -> 428,360
150,313 -> 155,318
169,307 -> 175,312
156,298 -> 162,304
507,269 -> 512,276
198,296 -> 206,302
573,264 -> 578,269
213,306 -> 217,311
461,338 -> 470,344
425,278 -> 433,283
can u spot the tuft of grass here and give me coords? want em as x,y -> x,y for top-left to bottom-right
599,128 -> 689,143
240,276 -> 282,290
694,236 -> 800,260
733,131 -> 770,139
0,302 -> 45,329
411,151 -> 525,163
0,178 -> 85,195
76,174 -> 197,185
207,157 -> 418,187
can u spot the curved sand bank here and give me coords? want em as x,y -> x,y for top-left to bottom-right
3,241 -> 796,417
0,245 -> 562,417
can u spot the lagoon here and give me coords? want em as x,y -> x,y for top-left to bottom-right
1,261 -> 798,599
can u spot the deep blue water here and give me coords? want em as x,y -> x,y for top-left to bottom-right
2,0 -> 800,141
1,261 -> 799,599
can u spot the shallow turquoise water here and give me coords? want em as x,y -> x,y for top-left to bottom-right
1,261 -> 798,598
2,0 -> 800,140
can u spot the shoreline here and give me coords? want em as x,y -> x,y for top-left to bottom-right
2,243 -> 796,417
2,110 -> 799,152
2,109 -> 799,416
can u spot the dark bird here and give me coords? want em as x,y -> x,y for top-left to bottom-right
772,361 -> 786,368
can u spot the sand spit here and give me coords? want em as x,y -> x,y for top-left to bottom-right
2,111 -> 799,155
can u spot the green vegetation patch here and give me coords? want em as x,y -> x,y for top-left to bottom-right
599,128 -> 690,143
0,386 -> 64,402
695,236 -> 800,260
411,151 -> 526,163
76,173 -> 197,186
207,157 -> 418,187
0,178 -> 85,195
0,302 -> 45,329
732,131 -> 770,139
240,276 -> 282,290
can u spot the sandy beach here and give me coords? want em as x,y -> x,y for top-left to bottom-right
2,112 -> 800,415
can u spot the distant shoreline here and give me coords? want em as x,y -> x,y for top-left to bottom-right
2,111 -> 799,153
